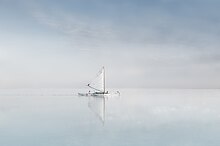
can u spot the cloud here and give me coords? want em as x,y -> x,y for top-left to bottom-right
1,0 -> 220,88
25,0 -> 220,54
26,1 -> 120,53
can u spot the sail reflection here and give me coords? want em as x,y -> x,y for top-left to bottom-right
88,95 -> 105,124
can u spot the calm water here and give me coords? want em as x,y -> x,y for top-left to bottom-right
0,88 -> 220,146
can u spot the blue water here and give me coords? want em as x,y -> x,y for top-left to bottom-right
0,89 -> 220,146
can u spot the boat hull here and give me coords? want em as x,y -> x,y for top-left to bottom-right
78,93 -> 108,97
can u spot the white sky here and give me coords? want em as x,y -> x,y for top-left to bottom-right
0,0 -> 220,88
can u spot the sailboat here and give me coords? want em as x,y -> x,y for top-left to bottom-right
78,67 -> 109,96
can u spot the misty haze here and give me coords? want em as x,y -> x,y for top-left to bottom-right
1,0 -> 220,146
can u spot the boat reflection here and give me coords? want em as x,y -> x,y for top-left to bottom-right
88,95 -> 106,124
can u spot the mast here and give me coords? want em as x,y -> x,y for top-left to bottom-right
103,66 -> 105,93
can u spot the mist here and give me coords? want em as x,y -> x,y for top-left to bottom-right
0,0 -> 220,88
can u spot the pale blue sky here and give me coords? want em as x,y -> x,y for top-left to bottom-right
1,0 -> 220,88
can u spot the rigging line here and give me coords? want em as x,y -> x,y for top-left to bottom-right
88,67 -> 103,85
87,84 -> 102,92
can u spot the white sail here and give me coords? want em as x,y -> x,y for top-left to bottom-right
88,67 -> 105,93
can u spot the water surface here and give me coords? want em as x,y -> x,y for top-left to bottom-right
0,89 -> 220,146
